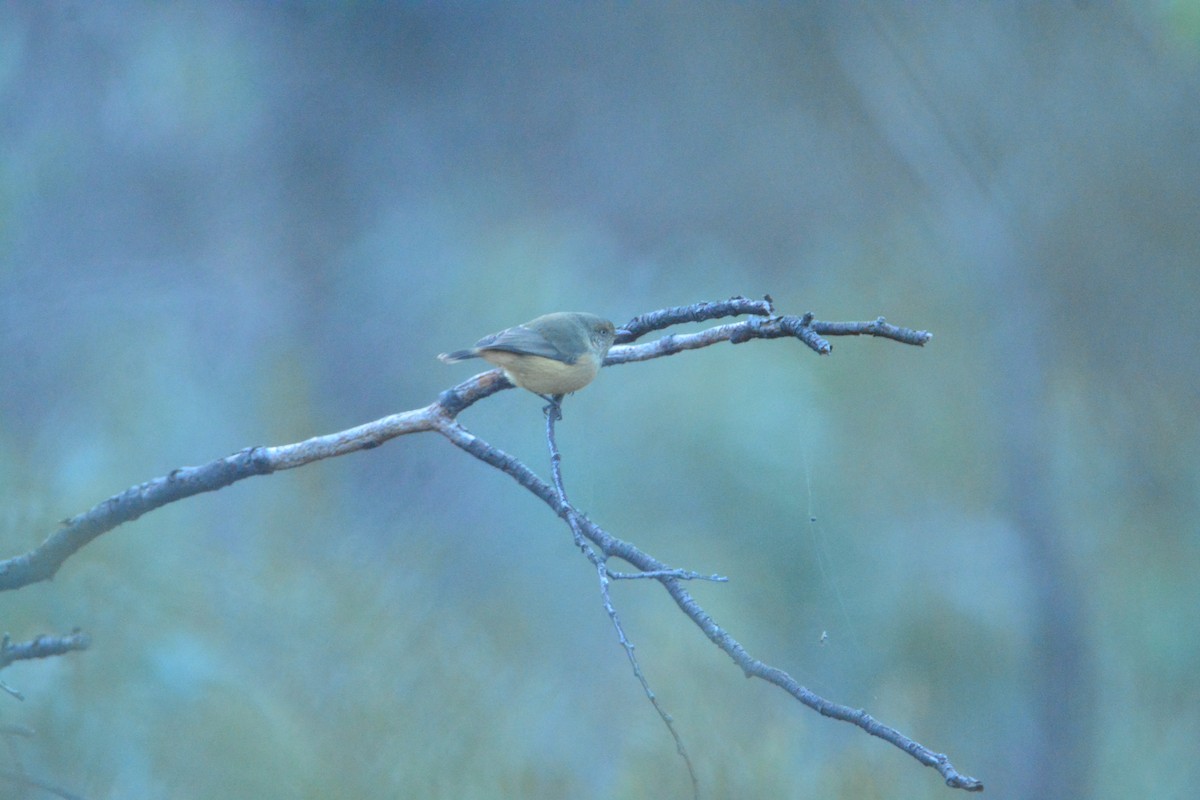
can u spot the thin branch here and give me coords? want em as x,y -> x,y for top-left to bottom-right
607,569 -> 727,582
0,631 -> 91,702
618,295 -> 775,341
543,400 -> 699,798
437,419 -> 982,792
0,633 -> 91,671
811,316 -> 934,347
606,311 -> 932,365
542,398 -> 602,565
658,580 -> 981,790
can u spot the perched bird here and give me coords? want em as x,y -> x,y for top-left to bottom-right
439,312 -> 616,396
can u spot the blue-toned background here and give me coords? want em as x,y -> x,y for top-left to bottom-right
2,4 -> 1197,798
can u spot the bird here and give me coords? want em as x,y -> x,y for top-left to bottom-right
438,312 -> 616,397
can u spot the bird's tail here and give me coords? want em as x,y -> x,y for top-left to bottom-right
437,349 -> 479,363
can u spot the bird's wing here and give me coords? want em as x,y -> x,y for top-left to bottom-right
475,325 -> 576,363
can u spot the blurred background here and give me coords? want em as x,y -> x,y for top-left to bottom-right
2,3 -> 1198,798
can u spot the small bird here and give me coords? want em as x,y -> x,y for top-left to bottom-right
439,312 -> 617,396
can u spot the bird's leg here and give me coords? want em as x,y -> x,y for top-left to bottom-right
541,393 -> 565,421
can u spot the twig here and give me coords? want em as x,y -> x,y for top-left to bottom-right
619,296 -> 775,340
607,569 -> 727,582
0,632 -> 91,671
543,399 -> 700,798
542,398 -> 600,564
0,631 -> 92,702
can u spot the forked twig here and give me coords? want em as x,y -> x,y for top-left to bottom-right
542,398 -> 699,797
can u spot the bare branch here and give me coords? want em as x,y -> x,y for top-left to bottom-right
607,569 -> 727,582
541,399 -> 699,797
0,407 -> 443,591
811,316 -> 934,347
0,631 -> 91,700
0,299 -> 976,791
437,419 -> 982,792
658,579 -> 981,791
0,300 -> 932,589
607,311 -> 932,364
0,632 -> 91,671
618,295 -> 775,341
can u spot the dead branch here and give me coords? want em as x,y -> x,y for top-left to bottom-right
0,297 -> 979,792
